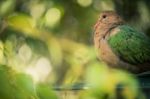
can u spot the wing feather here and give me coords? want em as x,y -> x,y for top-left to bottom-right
108,25 -> 150,65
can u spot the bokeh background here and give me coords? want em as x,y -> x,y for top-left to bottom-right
0,0 -> 150,99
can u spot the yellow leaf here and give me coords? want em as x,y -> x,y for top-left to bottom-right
7,14 -> 40,38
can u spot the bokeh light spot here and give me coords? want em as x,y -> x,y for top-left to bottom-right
18,44 -> 32,62
45,8 -> 61,27
30,3 -> 45,19
25,57 -> 52,82
77,0 -> 92,7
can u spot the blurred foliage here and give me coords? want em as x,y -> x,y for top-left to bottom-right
0,65 -> 38,99
81,62 -> 144,99
0,0 -> 149,99
36,83 -> 57,99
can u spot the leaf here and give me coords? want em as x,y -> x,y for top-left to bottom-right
84,62 -> 141,99
0,65 -> 14,99
7,14 -> 40,38
0,65 -> 39,99
15,73 -> 37,96
0,0 -> 15,16
36,83 -> 57,99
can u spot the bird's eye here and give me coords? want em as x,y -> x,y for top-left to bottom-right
102,15 -> 107,18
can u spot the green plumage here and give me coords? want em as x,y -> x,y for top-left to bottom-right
108,25 -> 150,65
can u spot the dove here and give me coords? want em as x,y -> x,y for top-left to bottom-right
94,11 -> 150,73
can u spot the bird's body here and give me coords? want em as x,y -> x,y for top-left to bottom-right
94,11 -> 150,73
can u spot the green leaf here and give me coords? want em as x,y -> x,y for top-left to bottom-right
0,0 -> 15,16
36,83 -> 57,99
0,65 -> 14,99
0,65 -> 39,99
7,14 -> 40,38
15,73 -> 38,97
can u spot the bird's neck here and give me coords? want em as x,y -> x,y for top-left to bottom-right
104,24 -> 122,39
94,23 -> 120,49
94,23 -> 121,39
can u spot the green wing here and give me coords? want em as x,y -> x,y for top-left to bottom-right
108,25 -> 150,65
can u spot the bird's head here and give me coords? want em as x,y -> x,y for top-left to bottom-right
94,11 -> 124,29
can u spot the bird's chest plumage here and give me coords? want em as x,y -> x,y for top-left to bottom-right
97,38 -> 119,66
94,28 -> 120,66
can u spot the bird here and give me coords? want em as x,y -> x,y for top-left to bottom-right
93,11 -> 150,74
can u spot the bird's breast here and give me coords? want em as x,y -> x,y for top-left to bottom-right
98,38 -> 119,66
94,27 -> 121,66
